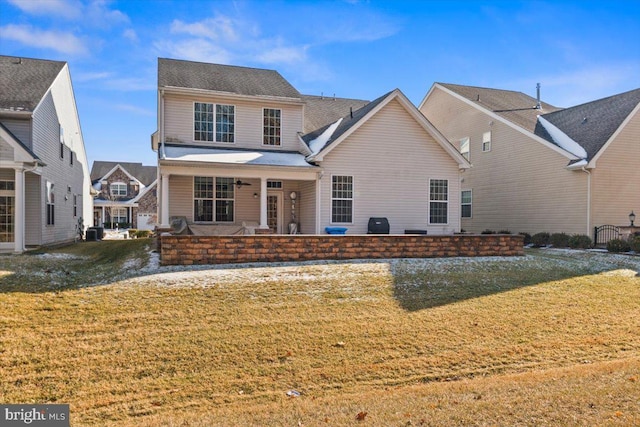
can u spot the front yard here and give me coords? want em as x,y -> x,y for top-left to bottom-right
1,242 -> 639,425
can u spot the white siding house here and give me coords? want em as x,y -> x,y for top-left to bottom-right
154,58 -> 469,236
0,56 -> 91,252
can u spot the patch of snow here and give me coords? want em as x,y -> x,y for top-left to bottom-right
35,253 -> 86,260
308,118 -> 343,155
538,116 -> 588,159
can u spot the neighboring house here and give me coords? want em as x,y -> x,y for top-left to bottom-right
153,58 -> 469,235
90,161 -> 157,230
0,56 -> 91,253
419,83 -> 640,237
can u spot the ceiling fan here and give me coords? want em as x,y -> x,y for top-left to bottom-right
234,180 -> 252,188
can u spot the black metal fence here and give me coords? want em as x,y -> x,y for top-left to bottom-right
594,225 -> 620,247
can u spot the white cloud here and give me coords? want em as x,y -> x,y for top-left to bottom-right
115,104 -> 154,116
509,63 -> 640,107
154,38 -> 232,65
256,45 -> 309,65
6,0 -> 82,19
170,16 -> 238,42
0,24 -> 88,55
74,71 -> 112,82
86,0 -> 130,28
122,28 -> 138,42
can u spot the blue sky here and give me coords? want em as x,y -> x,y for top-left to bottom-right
1,0 -> 639,167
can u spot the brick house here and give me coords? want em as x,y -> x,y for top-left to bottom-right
91,161 -> 157,230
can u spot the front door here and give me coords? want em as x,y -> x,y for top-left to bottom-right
267,192 -> 283,234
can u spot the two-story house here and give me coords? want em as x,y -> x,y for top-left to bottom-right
153,58 -> 469,235
419,83 -> 640,239
91,161 -> 157,230
0,56 -> 91,253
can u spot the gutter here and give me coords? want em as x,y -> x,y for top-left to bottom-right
581,167 -> 592,236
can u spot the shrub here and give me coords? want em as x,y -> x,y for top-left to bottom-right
568,234 -> 592,249
531,232 -> 550,247
498,230 -> 512,235
629,236 -> 640,253
519,232 -> 532,245
135,230 -> 152,238
481,229 -> 496,234
606,239 -> 631,253
550,233 -> 570,248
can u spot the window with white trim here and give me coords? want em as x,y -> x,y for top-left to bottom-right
461,190 -> 472,218
331,175 -> 353,223
0,181 -> 15,243
193,177 -> 235,223
194,177 -> 214,222
459,137 -> 469,160
482,131 -> 491,152
194,102 -> 235,143
112,208 -> 127,224
429,179 -> 448,224
46,181 -> 55,226
110,182 -> 127,197
215,177 -> 235,222
73,194 -> 78,217
216,104 -> 235,142
267,180 -> 283,189
263,108 -> 281,146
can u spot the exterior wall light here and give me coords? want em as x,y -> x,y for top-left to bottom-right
630,211 -> 636,226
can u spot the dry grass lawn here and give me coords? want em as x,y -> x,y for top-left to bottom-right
1,241 -> 639,426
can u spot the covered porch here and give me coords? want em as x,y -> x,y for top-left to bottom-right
158,145 -> 321,235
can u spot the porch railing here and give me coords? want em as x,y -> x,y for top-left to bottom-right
594,225 -> 620,247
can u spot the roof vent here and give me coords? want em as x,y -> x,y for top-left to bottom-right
582,117 -> 588,123
535,83 -> 541,110
350,107 -> 353,119
476,94 -> 480,102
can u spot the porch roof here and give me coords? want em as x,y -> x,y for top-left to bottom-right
160,145 -> 318,169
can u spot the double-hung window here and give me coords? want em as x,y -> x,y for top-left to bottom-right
459,137 -> 470,160
263,108 -> 281,146
482,131 -> 491,152
215,177 -> 235,222
194,102 -> 235,143
112,208 -> 127,224
429,179 -> 448,224
46,181 -> 55,226
461,190 -> 472,218
194,177 -> 235,222
331,175 -> 353,223
110,182 -> 127,197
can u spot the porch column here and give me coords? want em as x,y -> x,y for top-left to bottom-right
14,167 -> 25,253
160,173 -> 170,226
259,178 -> 268,229
101,206 -> 105,226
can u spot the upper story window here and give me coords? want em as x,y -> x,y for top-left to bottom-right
429,179 -> 448,224
459,137 -> 469,160
59,124 -> 64,159
331,175 -> 353,223
263,108 -> 281,146
482,131 -> 492,152
110,182 -> 127,197
194,102 -> 235,143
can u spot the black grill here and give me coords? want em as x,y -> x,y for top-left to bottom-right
367,217 -> 390,234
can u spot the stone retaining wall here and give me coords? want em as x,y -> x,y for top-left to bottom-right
160,234 -> 524,266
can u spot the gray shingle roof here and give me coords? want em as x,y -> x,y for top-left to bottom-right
0,55 -> 66,111
302,90 -> 394,154
158,58 -> 301,99
537,88 -> 640,160
438,83 -> 561,132
301,95 -> 370,134
91,161 -> 157,186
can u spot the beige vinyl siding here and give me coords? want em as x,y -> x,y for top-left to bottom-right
0,138 -> 14,161
422,86 -> 588,235
1,118 -> 32,148
168,175 -> 193,220
298,181 -> 316,234
318,98 -> 461,235
163,93 -> 303,151
25,173 -> 41,245
591,108 -> 640,229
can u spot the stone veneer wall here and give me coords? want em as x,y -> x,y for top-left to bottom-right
160,234 -> 524,266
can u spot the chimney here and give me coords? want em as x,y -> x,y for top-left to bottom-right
536,83 -> 541,110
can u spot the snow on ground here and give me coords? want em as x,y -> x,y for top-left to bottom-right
116,247 -> 639,289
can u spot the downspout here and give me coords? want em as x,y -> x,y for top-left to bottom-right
581,167 -> 591,236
